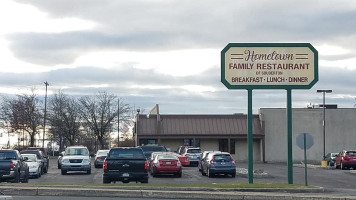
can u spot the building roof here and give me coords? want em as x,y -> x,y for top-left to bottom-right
137,114 -> 264,138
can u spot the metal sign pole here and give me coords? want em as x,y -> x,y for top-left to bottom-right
287,89 -> 293,184
247,89 -> 254,184
304,133 -> 308,186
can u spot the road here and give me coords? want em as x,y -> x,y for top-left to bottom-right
9,158 -> 356,196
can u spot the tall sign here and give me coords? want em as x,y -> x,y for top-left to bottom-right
221,43 -> 318,184
221,43 -> 318,89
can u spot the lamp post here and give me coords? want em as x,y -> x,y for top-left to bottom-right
43,81 -> 49,148
317,89 -> 332,159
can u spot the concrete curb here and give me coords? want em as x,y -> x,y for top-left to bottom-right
1,185 -> 356,200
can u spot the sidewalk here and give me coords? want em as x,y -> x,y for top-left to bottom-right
1,185 -> 356,200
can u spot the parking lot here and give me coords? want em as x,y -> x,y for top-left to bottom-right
21,158 -> 356,196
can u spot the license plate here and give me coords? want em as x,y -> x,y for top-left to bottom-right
166,161 -> 171,164
221,162 -> 226,165
122,173 -> 129,177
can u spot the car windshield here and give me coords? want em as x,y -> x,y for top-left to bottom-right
0,151 -> 17,160
109,148 -> 145,159
187,149 -> 201,153
97,151 -> 109,156
158,155 -> 177,160
346,151 -> 356,156
214,154 -> 232,162
141,146 -> 166,152
65,148 -> 89,156
23,155 -> 36,162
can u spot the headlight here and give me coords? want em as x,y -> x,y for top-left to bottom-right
62,159 -> 69,163
30,165 -> 37,169
83,159 -> 90,163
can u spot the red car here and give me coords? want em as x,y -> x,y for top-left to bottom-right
334,150 -> 356,170
149,154 -> 182,177
172,153 -> 190,167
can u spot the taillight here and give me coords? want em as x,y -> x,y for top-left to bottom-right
96,156 -> 102,160
103,160 -> 108,170
231,156 -> 236,165
144,160 -> 149,170
210,157 -> 215,165
9,162 -> 14,170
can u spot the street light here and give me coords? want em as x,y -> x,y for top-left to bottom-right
317,89 -> 332,159
43,81 -> 49,148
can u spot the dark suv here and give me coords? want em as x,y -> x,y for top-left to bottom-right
139,145 -> 168,161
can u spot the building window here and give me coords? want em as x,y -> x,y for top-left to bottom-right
183,139 -> 200,147
219,139 -> 235,154
139,139 -> 157,145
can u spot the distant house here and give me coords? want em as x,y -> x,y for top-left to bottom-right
134,105 -> 265,161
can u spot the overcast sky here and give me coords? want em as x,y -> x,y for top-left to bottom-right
0,0 -> 355,114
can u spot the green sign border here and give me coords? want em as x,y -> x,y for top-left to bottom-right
221,43 -> 319,90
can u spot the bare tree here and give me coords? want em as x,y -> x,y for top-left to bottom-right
79,92 -> 131,149
48,90 -> 82,149
0,92 -> 42,147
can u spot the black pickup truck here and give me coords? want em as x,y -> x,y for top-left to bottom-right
0,149 -> 29,183
103,147 -> 149,184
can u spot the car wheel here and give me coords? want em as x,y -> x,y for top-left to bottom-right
141,178 -> 148,183
87,169 -> 91,174
231,172 -> 236,178
12,171 -> 20,183
103,177 -> 111,184
207,169 -> 212,178
58,164 -> 61,169
341,162 -> 347,170
61,169 -> 67,175
177,171 -> 182,178
22,169 -> 29,183
201,167 -> 206,176
38,168 -> 42,177
44,166 -> 48,173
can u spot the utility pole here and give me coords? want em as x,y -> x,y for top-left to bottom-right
42,81 -> 49,148
117,98 -> 120,146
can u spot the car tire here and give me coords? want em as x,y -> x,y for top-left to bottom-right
201,168 -> 206,176
58,164 -> 61,169
207,169 -> 213,178
231,172 -> 236,178
103,177 -> 111,184
341,162 -> 347,170
13,171 -> 20,183
177,171 -> 182,178
44,166 -> 48,173
38,168 -> 42,178
61,169 -> 67,175
87,169 -> 91,174
22,169 -> 29,183
141,178 -> 148,183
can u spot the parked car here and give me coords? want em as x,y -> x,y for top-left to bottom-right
22,154 -> 42,178
334,150 -> 356,170
103,147 -> 149,184
20,149 -> 47,174
150,152 -> 190,167
182,147 -> 201,166
57,151 -> 65,169
0,149 -> 29,183
94,150 -> 110,168
139,144 -> 168,161
201,152 -> 236,178
176,146 -> 192,155
198,151 -> 221,171
325,152 -> 338,166
61,146 -> 91,175
149,153 -> 182,177
27,147 -> 49,167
